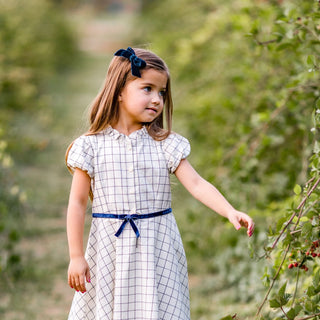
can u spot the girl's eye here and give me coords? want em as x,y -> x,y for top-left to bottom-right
159,90 -> 166,97
143,86 -> 151,92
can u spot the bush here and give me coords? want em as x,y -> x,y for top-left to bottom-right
135,0 -> 319,209
135,0 -> 320,317
0,0 -> 78,282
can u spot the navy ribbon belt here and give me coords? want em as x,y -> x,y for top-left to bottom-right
92,208 -> 172,238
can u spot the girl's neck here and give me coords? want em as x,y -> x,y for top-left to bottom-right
112,120 -> 143,136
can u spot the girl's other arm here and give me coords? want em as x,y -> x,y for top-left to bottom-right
67,168 -> 91,293
175,159 -> 254,237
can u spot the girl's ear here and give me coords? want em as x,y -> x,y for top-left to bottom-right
118,94 -> 122,102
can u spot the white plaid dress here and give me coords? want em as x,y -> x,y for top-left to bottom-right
67,126 -> 191,320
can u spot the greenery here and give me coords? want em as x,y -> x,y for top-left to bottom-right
135,0 -> 320,318
0,0 -> 77,286
1,0 -> 320,319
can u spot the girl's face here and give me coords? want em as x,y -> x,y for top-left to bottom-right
118,68 -> 167,130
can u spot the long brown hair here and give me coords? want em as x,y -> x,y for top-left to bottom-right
66,48 -> 173,200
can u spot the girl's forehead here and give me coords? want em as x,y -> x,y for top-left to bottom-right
139,68 -> 168,86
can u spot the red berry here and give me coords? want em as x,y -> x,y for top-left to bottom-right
312,253 -> 317,258
294,262 -> 299,267
306,251 -> 310,256
305,267 -> 309,272
318,253 -> 320,257
288,263 -> 294,269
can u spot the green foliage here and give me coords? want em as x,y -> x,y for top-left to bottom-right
136,0 -> 319,209
0,135 -> 26,282
0,0 -> 77,114
0,0 -> 78,282
257,109 -> 320,319
135,0 -> 320,318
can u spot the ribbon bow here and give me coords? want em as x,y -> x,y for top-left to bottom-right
114,47 -> 146,78
115,215 -> 140,238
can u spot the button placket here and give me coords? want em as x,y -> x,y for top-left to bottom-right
125,137 -> 136,215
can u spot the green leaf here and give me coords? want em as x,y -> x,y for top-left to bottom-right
294,184 -> 302,195
305,300 -> 314,313
287,305 -> 302,319
276,42 -> 294,51
306,55 -> 316,67
269,283 -> 291,309
276,216 -> 287,232
269,298 -> 281,308
219,316 -> 234,320
301,222 -> 312,238
312,270 -> 320,289
307,286 -> 316,297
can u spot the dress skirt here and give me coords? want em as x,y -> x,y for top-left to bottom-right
67,213 -> 190,320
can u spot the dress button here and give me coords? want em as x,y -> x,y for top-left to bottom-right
126,140 -> 132,151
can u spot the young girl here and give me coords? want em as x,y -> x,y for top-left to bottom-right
66,47 -> 254,320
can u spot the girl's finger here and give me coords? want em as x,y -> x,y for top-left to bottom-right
247,221 -> 255,237
68,273 -> 76,290
79,275 -> 87,293
73,275 -> 82,292
85,268 -> 91,284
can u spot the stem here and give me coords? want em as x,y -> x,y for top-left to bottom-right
299,24 -> 320,42
257,177 -> 320,318
255,38 -> 279,45
296,312 -> 320,320
280,306 -> 291,320
290,229 -> 301,235
271,177 -> 320,250
297,177 -> 320,211
255,244 -> 291,318
291,268 -> 300,307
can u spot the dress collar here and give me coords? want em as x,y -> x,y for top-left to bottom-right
105,126 -> 148,140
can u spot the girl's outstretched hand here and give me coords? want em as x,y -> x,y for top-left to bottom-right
227,209 -> 254,237
68,256 -> 91,293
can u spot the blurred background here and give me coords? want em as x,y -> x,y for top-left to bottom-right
0,0 -> 319,319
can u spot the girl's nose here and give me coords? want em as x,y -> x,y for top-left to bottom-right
151,93 -> 161,104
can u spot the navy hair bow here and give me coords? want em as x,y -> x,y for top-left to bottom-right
114,47 -> 146,78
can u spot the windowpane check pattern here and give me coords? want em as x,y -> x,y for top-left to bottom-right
67,126 -> 191,320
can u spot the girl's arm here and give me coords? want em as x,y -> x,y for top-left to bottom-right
67,168 -> 91,293
175,159 -> 254,237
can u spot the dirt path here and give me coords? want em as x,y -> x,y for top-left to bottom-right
2,9 -> 135,320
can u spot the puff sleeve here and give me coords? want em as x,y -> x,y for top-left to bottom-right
67,135 -> 95,178
161,133 -> 191,174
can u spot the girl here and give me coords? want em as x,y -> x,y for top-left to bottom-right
66,47 -> 254,320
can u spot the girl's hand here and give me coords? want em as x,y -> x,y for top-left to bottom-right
227,210 -> 254,237
68,256 -> 91,293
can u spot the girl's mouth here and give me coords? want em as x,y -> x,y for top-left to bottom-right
146,107 -> 158,113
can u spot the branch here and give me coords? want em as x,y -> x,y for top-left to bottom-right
256,177 -> 320,317
291,268 -> 300,307
271,176 -> 320,250
255,38 -> 279,45
255,244 -> 291,318
298,24 -> 320,42
296,312 -> 320,320
297,177 -> 320,211
280,306 -> 291,320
